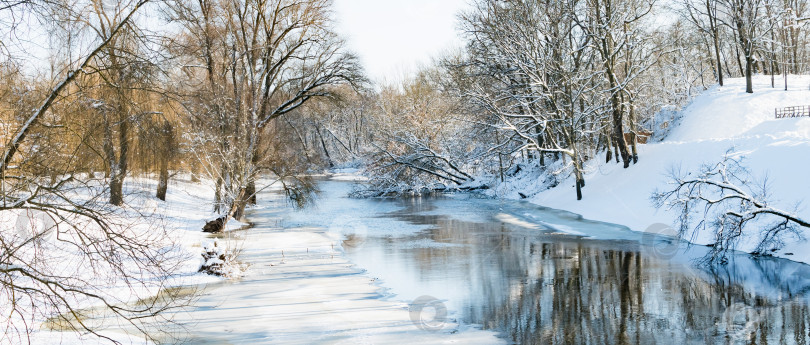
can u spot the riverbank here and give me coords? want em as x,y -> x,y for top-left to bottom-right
151,178 -> 505,344
2,176 -> 241,344
255,178 -> 810,344
485,76 -> 810,265
10,72 -> 810,342
14,170 -> 810,344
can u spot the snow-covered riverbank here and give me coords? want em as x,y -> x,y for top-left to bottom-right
7,176 -> 505,344
8,75 -> 810,344
491,75 -> 810,265
1,176 -> 242,344
158,181 -> 505,344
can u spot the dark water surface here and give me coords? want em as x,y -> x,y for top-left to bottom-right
294,181 -> 810,345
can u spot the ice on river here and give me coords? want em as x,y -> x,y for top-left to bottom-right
166,178 -> 810,344
154,180 -> 506,344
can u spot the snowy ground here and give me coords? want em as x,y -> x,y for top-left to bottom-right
1,175 -> 244,344
5,174 -> 503,344
7,75 -> 810,344
493,75 -> 810,265
160,184 -> 506,344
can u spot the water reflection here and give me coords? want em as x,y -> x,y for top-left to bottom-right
344,195 -> 810,345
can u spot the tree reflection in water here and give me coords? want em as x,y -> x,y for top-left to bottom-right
351,197 -> 810,345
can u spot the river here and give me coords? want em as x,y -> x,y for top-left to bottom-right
161,178 -> 810,344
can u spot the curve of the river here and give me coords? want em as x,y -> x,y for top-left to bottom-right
160,178 -> 810,345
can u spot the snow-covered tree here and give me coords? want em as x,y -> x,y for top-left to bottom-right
169,0 -> 363,229
653,153 -> 810,263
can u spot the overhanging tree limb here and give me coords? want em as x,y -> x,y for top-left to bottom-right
0,0 -> 150,176
653,153 -> 809,262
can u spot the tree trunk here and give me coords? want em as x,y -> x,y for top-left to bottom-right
246,136 -> 260,205
733,30 -> 745,77
575,168 -> 585,201
535,120 -> 544,164
156,121 -> 173,201
611,94 -> 631,168
627,93 -> 638,164
612,135 -> 620,163
745,55 -> 753,93
245,181 -> 256,206
110,173 -> 124,206
104,111 -> 128,206
315,125 -> 334,168
708,0 -> 723,86
112,110 -> 129,206
214,174 -> 223,213
599,23 -> 631,168
156,158 -> 168,201
782,52 -> 787,91
735,16 -> 754,94
232,188 -> 248,221
791,26 -> 799,74
605,130 -> 613,163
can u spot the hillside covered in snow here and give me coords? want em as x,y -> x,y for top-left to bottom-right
507,76 -> 810,264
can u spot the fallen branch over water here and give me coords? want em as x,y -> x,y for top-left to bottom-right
351,184 -> 490,198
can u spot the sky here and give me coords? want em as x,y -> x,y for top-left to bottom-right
332,0 -> 471,84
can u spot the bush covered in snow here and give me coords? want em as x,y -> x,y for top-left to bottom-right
199,241 -> 245,277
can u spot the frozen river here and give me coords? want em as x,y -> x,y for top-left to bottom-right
163,178 -> 810,344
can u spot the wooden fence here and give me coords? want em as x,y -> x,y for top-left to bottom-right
775,105 -> 810,119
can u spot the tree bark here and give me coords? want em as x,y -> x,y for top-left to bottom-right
738,27 -> 754,93
610,93 -> 631,168
245,132 -> 260,205
214,174 -> 223,213
156,121 -> 173,201
109,115 -> 129,206
744,55 -> 753,93
627,94 -> 638,164
156,159 -> 168,201
708,0 -> 723,86
733,30 -> 745,77
315,124 -> 334,168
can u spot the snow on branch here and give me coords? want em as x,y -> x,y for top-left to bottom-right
652,150 -> 808,263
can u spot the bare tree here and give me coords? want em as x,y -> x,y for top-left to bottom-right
719,0 -> 765,93
683,0 -> 726,86
0,2 -> 199,343
459,0 -> 660,199
361,71 -> 480,195
0,0 -> 150,178
575,0 -> 655,168
170,0 -> 363,231
652,152 -> 809,263
1,183 -> 196,344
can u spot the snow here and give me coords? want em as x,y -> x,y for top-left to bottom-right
511,75 -> 810,265
155,182 -> 505,344
7,75 -> 810,343
0,175 -> 237,344
21,330 -> 152,345
4,176 -> 504,344
327,167 -> 370,181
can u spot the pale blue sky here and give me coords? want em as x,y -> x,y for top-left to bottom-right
333,0 -> 470,83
